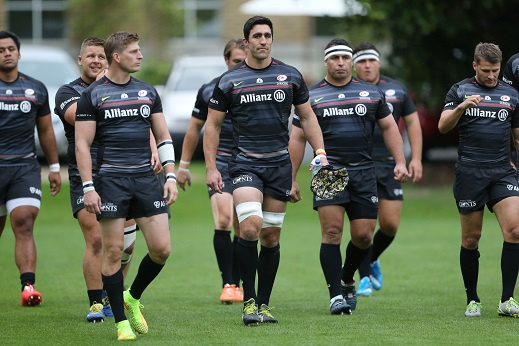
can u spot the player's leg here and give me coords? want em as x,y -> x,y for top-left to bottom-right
317,204 -> 351,315
76,208 -> 105,321
121,219 -> 137,280
210,191 -> 235,303
10,205 -> 39,275
460,211 -> 483,316
493,196 -> 519,317
234,186 -> 263,325
232,211 -> 243,302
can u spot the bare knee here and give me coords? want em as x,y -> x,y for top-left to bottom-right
260,227 -> 280,247
150,246 -> 170,264
462,234 -> 481,249
322,227 -> 343,244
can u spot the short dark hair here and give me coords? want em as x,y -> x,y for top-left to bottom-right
474,42 -> 502,65
353,41 -> 379,56
80,37 -> 105,55
325,38 -> 351,50
105,31 -> 139,65
0,30 -> 21,50
223,38 -> 246,59
243,16 -> 273,41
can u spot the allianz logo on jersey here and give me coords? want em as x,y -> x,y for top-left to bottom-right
464,108 -> 508,121
323,104 -> 367,117
240,90 -> 285,104
104,105 -> 151,119
0,101 -> 31,113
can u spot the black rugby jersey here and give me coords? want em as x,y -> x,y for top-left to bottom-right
192,77 -> 233,156
371,76 -> 416,160
503,53 -> 519,91
443,77 -> 519,167
293,78 -> 391,170
0,72 -> 50,165
55,78 -> 97,177
75,76 -> 163,176
209,58 -> 309,165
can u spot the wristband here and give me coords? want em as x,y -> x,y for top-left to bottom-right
180,160 -> 191,165
82,180 -> 94,187
83,186 -> 95,193
178,167 -> 190,173
315,149 -> 327,156
49,163 -> 60,172
166,173 -> 177,181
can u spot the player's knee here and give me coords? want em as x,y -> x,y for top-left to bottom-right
323,227 -> 343,244
90,235 -> 103,255
216,214 -> 232,230
150,245 -> 171,264
262,212 -> 285,229
236,201 -> 263,223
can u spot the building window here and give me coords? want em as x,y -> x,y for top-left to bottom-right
6,0 -> 67,41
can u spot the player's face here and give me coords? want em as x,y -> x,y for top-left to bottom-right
79,45 -> 108,82
245,25 -> 272,61
473,59 -> 500,88
325,54 -> 352,83
225,48 -> 247,70
116,42 -> 143,73
0,38 -> 20,73
354,58 -> 380,84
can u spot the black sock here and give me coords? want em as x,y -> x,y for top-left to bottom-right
232,235 -> 241,287
87,289 -> 103,307
501,241 -> 519,301
341,241 -> 369,284
358,245 -> 372,279
460,246 -> 480,304
320,243 -> 342,299
237,238 -> 258,302
257,244 -> 280,306
129,253 -> 165,300
102,269 -> 126,323
213,230 -> 233,286
371,229 -> 395,261
20,272 -> 35,291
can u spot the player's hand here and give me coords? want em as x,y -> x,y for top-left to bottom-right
290,181 -> 302,203
84,190 -> 102,214
164,180 -> 178,205
407,159 -> 423,183
206,168 -> 223,194
461,94 -> 482,110
96,68 -> 107,81
176,167 -> 191,191
394,163 -> 410,183
150,152 -> 163,175
48,171 -> 61,196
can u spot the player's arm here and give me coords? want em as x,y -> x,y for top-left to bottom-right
75,119 -> 100,213
177,117 -> 205,190
294,101 -> 329,167
288,121 -> 306,203
378,114 -> 409,182
403,111 -> 423,183
151,112 -> 178,205
149,129 -> 162,174
513,128 -> 519,161
439,95 -> 482,133
203,108 -> 226,193
36,113 -> 61,196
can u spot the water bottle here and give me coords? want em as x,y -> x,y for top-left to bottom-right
311,158 -> 322,176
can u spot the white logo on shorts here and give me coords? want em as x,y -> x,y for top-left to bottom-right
29,186 -> 42,196
154,200 -> 166,208
371,196 -> 378,204
101,203 -> 117,211
232,175 -> 253,185
458,200 -> 476,208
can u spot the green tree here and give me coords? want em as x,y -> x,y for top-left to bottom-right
67,0 -> 181,84
348,0 -> 519,107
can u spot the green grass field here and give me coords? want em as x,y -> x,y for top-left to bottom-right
0,163 -> 517,345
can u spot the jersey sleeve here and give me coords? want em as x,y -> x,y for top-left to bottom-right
292,70 -> 310,105
503,55 -> 519,91
375,90 -> 392,120
400,86 -> 417,117
54,84 -> 80,120
36,84 -> 51,117
443,84 -> 460,110
208,79 -> 229,112
192,85 -> 209,121
75,90 -> 97,122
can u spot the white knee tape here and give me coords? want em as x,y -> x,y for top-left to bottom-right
235,201 -> 263,223
123,225 -> 137,251
262,212 -> 285,228
121,252 -> 132,265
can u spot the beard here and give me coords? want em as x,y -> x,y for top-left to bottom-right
0,64 -> 16,73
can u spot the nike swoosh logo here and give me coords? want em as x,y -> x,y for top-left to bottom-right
314,97 -> 324,102
233,81 -> 243,87
102,96 -> 110,102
